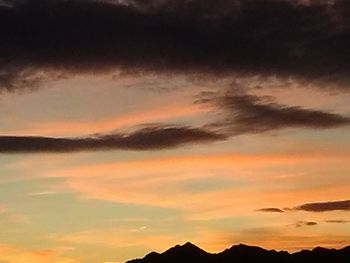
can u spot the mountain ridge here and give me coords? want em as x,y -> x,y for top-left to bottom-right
126,242 -> 350,263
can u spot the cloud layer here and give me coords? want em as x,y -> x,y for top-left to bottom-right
1,0 -> 350,90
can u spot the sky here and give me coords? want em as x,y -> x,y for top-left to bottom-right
0,0 -> 350,262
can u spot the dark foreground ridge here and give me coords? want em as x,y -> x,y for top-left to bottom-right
126,242 -> 350,263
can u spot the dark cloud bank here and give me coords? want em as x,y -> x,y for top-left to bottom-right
1,0 -> 350,90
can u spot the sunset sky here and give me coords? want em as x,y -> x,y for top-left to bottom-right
1,0 -> 350,262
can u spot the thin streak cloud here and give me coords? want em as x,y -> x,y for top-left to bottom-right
295,199 -> 350,212
325,220 -> 350,224
258,199 -> 350,214
295,221 -> 318,227
256,208 -> 285,213
0,125 -> 225,153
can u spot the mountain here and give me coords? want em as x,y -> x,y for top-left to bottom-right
127,242 -> 211,263
126,243 -> 350,263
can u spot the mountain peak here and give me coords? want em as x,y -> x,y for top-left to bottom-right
164,242 -> 206,255
172,242 -> 198,249
167,242 -> 197,249
182,242 -> 201,250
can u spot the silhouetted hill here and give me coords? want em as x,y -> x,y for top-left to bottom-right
126,243 -> 350,263
128,242 -> 211,263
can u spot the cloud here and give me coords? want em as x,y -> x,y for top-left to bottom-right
1,0 -> 350,90
199,93 -> 350,134
0,124 -> 224,153
295,199 -> 350,212
263,199 -> 350,213
4,90 -> 349,149
256,208 -> 285,213
295,221 -> 318,227
325,220 -> 350,224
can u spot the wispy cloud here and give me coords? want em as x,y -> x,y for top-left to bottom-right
46,151 -> 350,221
27,191 -> 56,197
295,221 -> 318,228
0,124 -> 224,153
256,208 -> 285,213
199,92 -> 350,134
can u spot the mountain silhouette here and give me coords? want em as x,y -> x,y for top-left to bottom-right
126,243 -> 350,263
